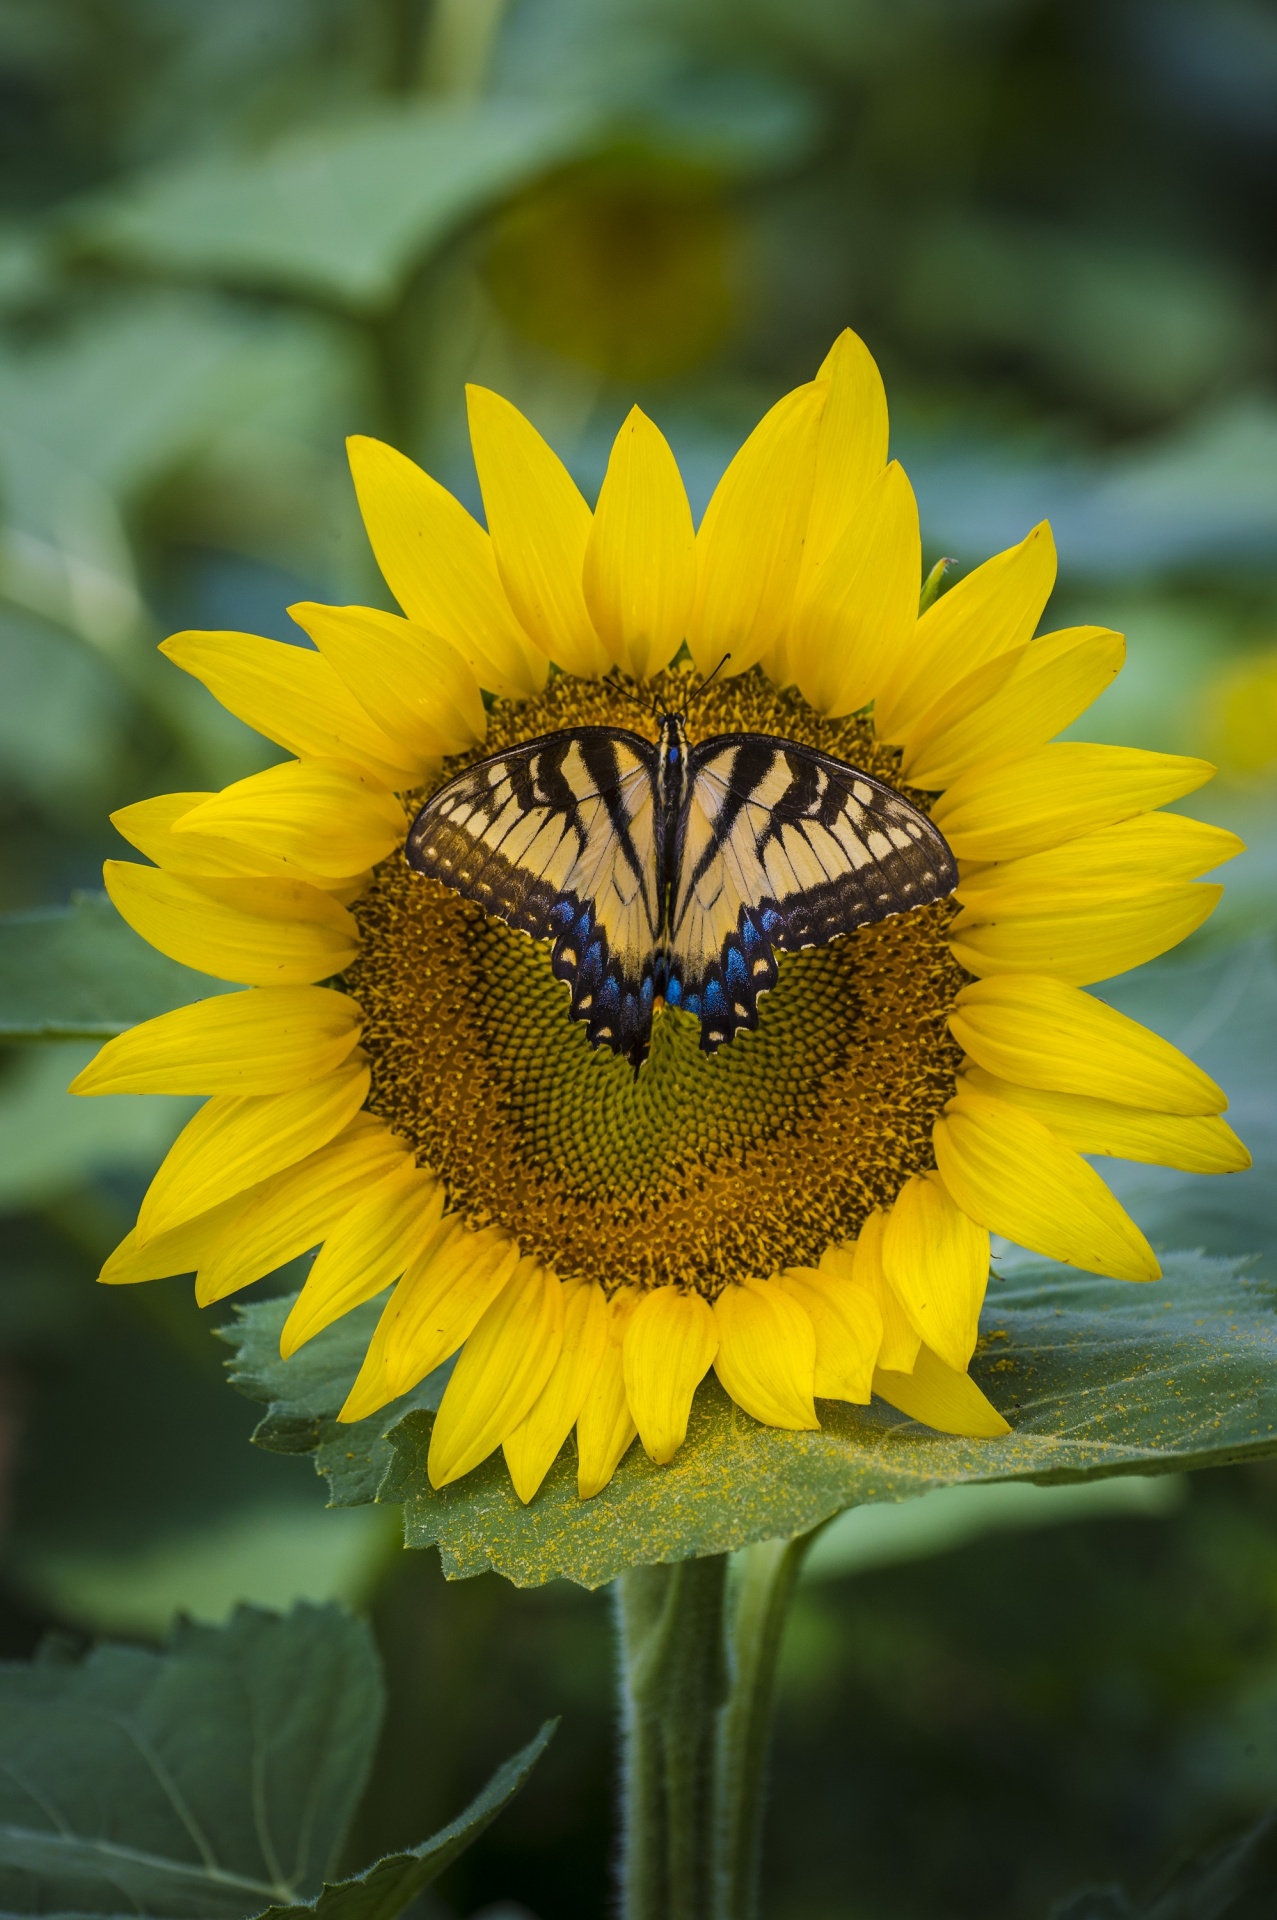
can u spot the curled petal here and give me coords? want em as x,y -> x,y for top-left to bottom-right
934,1089 -> 1160,1282
428,1260 -> 565,1488
713,1278 -> 819,1429
623,1286 -> 717,1465
881,1172 -> 990,1373
503,1279 -> 610,1503
874,1345 -> 1010,1438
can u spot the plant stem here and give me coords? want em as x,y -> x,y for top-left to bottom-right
615,1554 -> 731,1920
614,1525 -> 827,1920
715,1533 -> 820,1919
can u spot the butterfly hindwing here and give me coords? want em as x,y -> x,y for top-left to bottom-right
668,734 -> 958,1051
406,727 -> 662,1063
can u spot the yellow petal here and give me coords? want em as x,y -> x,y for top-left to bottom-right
159,629 -> 421,785
762,331 -> 890,686
195,1115 -> 410,1305
874,1345 -> 1011,1438
790,461 -> 921,717
576,1291 -> 641,1498
466,385 -> 609,678
712,1277 -> 819,1429
950,883 -> 1222,986
847,1209 -> 920,1373
176,761 -> 405,880
346,434 -> 546,699
136,1058 -> 370,1241
339,1227 -> 520,1422
931,744 -> 1215,863
98,1193 -> 247,1285
582,407 -> 695,681
280,1161 -> 445,1357
503,1279 -> 610,1502
875,521 -> 1057,742
428,1259 -> 565,1488
686,382 -> 826,679
104,862 -> 358,987
904,627 -> 1126,789
880,1171 -> 990,1373
111,792 -> 360,895
933,1089 -> 1160,1281
623,1286 -> 718,1465
800,328 -> 890,580
289,602 -> 486,762
69,987 -> 363,1098
959,1067 -> 1251,1173
954,812 -> 1244,914
891,646 -> 1029,771
949,974 -> 1226,1114
777,1265 -> 882,1403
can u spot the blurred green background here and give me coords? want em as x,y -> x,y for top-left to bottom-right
0,2 -> 1275,1915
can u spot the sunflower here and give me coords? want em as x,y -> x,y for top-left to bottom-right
72,331 -> 1250,1505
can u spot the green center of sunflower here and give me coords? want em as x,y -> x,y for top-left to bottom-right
345,668 -> 968,1296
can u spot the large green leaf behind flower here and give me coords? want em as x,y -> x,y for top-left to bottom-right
226,1251 -> 1277,1591
0,893 -> 226,1040
70,100 -> 600,311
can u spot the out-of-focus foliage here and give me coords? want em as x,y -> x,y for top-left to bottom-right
0,1 -> 1273,1916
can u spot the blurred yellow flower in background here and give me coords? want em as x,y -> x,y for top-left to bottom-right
483,151 -> 737,382
1208,647 -> 1277,780
71,332 -> 1249,1509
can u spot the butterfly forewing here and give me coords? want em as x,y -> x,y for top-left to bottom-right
406,727 -> 662,1062
667,734 -> 957,1050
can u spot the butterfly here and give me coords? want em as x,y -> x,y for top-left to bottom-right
405,709 -> 958,1067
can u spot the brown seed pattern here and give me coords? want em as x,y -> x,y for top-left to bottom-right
344,668 -> 969,1296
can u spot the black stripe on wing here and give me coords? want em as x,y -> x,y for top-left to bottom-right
668,733 -> 957,1053
406,726 -> 662,1066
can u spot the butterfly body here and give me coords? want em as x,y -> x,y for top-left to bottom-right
406,710 -> 957,1067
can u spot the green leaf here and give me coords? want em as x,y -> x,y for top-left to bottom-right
0,1040 -> 192,1209
225,1252 -> 1277,1591
0,893 -> 227,1040
1052,1808 -> 1277,1918
222,1294 -> 454,1511
0,1602 -> 383,1917
1100,935 -> 1277,1262
0,1603 -> 554,1920
250,1720 -> 557,1920
72,100 -> 600,311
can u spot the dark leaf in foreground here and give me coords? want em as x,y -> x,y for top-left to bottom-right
0,1601 -> 553,1920
0,1603 -> 381,1918
1053,1807 -> 1277,1918
251,1720 -> 556,1920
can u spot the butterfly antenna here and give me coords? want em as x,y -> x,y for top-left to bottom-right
606,670 -> 652,717
687,652 -> 731,708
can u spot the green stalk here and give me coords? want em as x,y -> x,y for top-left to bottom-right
614,1525 -> 827,1920
615,1554 -> 731,1920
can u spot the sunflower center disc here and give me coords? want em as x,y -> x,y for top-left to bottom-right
347,669 -> 968,1295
